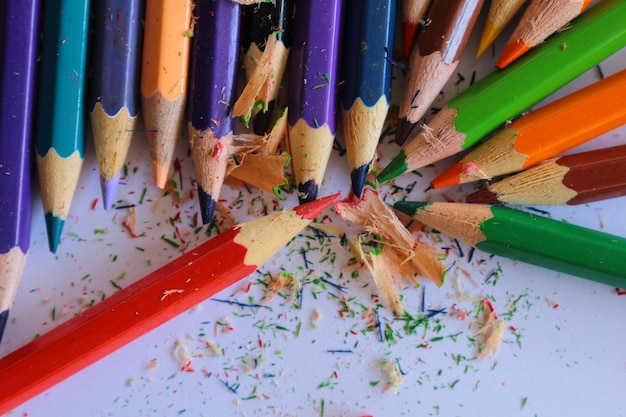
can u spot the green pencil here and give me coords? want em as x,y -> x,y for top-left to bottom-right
378,0 -> 626,183
35,0 -> 92,253
393,201 -> 626,288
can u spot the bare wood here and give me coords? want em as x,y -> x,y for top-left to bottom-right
342,97 -> 389,172
36,149 -> 83,220
0,247 -> 27,312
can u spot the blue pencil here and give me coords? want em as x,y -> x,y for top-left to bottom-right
341,0 -> 396,198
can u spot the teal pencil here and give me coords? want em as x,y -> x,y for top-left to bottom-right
35,0 -> 92,253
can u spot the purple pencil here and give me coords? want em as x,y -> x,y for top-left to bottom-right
187,0 -> 241,224
287,0 -> 344,203
0,0 -> 40,342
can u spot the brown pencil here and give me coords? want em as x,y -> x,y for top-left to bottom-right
466,145 -> 626,206
395,0 -> 484,145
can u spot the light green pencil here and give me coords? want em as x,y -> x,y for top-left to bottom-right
378,0 -> 626,183
35,0 -> 92,253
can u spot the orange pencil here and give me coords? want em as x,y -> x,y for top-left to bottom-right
496,0 -> 592,69
401,0 -> 431,58
0,194 -> 338,414
431,68 -> 626,189
141,0 -> 193,189
476,0 -> 528,57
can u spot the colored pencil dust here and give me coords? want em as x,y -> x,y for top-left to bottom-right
89,0 -> 144,210
141,0 -> 193,189
241,0 -> 293,135
35,0 -> 92,253
341,0 -> 396,198
0,194 -> 339,415
0,0 -> 40,342
466,145 -> 626,206
394,201 -> 626,288
432,68 -> 626,189
287,0 -> 343,203
188,0 -> 241,224
377,0 -> 626,184
496,0 -> 592,69
395,0 -> 484,145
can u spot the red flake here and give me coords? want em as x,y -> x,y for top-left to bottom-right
258,338 -> 264,348
482,299 -> 497,319
509,325 -> 517,332
349,329 -> 358,335
616,288 -> 626,295
181,360 -> 195,373
333,370 -> 339,378
90,199 -> 98,211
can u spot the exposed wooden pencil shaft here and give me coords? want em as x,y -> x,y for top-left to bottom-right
188,126 -> 235,198
0,248 -> 27,312
36,150 -> 84,220
342,97 -> 389,173
90,104 -> 137,181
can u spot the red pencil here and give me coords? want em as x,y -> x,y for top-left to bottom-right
0,194 -> 338,414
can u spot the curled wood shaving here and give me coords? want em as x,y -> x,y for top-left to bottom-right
475,300 -> 506,359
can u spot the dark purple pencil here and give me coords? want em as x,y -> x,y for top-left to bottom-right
0,0 -> 40,342
287,0 -> 343,203
187,0 -> 241,224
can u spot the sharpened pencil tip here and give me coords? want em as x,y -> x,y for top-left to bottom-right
496,40 -> 531,69
393,200 -> 431,216
431,161 -> 463,189
394,117 -> 417,146
294,193 -> 341,220
152,163 -> 170,190
198,187 -> 217,225
377,150 -> 408,184
297,179 -> 319,204
476,21 -> 498,58
0,310 -> 8,344
100,173 -> 121,211
465,188 -> 500,204
350,164 -> 369,199
44,213 -> 65,254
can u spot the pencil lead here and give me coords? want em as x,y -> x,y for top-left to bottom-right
297,179 -> 319,204
100,173 -> 121,211
393,200 -> 431,217
294,192 -> 341,220
394,117 -> 417,146
496,40 -> 530,69
44,213 -> 64,254
0,310 -> 8,344
198,188 -> 217,225
152,161 -> 170,190
465,188 -> 499,204
430,161 -> 463,189
377,149 -> 408,184
350,163 -> 369,199
476,21 -> 498,58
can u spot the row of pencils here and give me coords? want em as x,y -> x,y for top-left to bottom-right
1,0 -> 625,342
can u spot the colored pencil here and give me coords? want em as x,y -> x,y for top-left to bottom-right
188,0 -> 241,224
395,0 -> 484,145
377,0 -> 626,184
341,0 -> 396,198
401,0 -> 431,58
432,68 -> 626,189
35,0 -> 92,253
476,0 -> 528,57
288,0 -> 343,204
0,0 -> 40,343
466,144 -> 626,206
394,201 -> 626,288
141,0 -> 193,189
0,194 -> 339,415
89,0 -> 144,210
496,0 -> 592,69
241,0 -> 293,135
